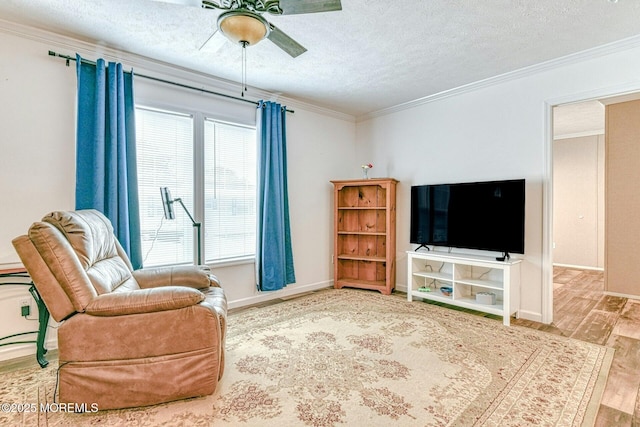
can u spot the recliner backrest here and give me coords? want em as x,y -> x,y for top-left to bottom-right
41,210 -> 137,295
13,210 -> 141,321
21,220 -> 98,316
12,234 -> 76,322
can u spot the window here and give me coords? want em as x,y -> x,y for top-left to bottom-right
136,106 -> 256,267
204,119 -> 257,261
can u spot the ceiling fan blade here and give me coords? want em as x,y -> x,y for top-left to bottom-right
151,0 -> 202,6
267,24 -> 307,58
278,0 -> 342,15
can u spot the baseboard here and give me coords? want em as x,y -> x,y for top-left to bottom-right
227,280 -> 333,310
395,283 -> 408,293
516,309 -> 543,323
604,290 -> 640,301
553,263 -> 604,271
0,336 -> 58,364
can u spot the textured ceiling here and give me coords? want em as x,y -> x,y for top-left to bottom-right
1,0 -> 639,117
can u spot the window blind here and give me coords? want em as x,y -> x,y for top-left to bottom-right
204,119 -> 257,261
136,107 -> 257,266
136,107 -> 194,266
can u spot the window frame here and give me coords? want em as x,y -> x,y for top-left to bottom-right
136,102 -> 257,267
202,117 -> 258,264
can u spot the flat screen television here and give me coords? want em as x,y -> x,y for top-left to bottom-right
410,179 -> 525,255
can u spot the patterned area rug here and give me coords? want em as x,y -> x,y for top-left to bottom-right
1,288 -> 613,426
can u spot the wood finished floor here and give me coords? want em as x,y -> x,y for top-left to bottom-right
511,267 -> 640,426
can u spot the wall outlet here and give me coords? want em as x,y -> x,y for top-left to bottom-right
20,299 -> 31,317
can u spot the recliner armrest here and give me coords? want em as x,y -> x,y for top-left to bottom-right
133,265 -> 220,289
84,286 -> 204,316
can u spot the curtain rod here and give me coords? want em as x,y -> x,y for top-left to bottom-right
48,50 -> 294,114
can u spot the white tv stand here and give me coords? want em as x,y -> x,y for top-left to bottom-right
406,251 -> 521,326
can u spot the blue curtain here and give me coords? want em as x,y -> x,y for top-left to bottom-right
75,54 -> 142,269
256,101 -> 295,291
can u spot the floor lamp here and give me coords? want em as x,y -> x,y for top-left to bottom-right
160,187 -> 203,265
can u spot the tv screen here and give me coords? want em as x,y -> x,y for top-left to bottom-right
410,179 -> 525,254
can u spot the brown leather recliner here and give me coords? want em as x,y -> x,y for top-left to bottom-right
12,210 -> 227,410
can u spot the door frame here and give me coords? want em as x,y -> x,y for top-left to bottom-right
542,82 -> 640,324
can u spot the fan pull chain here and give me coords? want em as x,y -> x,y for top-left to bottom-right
241,41 -> 248,97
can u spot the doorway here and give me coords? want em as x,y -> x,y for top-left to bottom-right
550,101 -> 606,330
552,101 -> 605,272
546,92 -> 640,324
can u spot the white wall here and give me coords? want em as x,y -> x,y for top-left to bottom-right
553,135 -> 605,269
0,32 -> 77,266
0,24 -> 356,361
356,40 -> 640,322
0,29 -> 78,361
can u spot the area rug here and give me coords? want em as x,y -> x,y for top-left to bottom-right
0,288 -> 613,426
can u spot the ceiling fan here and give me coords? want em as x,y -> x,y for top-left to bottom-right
156,0 -> 343,58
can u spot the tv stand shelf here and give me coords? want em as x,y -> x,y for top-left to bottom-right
406,251 -> 521,326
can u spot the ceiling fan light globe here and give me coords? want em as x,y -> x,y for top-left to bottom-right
218,11 -> 269,46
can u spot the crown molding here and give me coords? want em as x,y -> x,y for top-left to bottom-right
357,34 -> 640,123
277,97 -> 356,122
11,14 -> 636,125
0,18 -> 355,123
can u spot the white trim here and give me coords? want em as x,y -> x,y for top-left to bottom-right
0,262 -> 24,270
9,15 -> 640,125
553,263 -> 604,272
547,83 -> 640,108
600,92 -> 640,105
0,336 -> 58,363
0,18 -> 355,123
544,83 -> 640,327
395,283 -> 408,293
542,101 -> 554,325
554,130 -> 605,140
0,286 -> 31,300
604,291 -> 640,301
517,309 -> 542,323
208,256 -> 255,269
227,280 -> 333,309
358,33 -> 640,122
282,98 -> 356,123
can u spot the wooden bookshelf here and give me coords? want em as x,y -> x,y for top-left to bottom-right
331,178 -> 398,295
